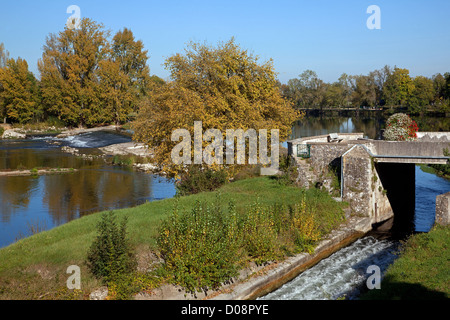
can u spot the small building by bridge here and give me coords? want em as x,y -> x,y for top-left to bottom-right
287,132 -> 450,233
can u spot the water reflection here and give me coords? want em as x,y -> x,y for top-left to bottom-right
290,113 -> 385,140
290,112 -> 449,141
0,133 -> 176,248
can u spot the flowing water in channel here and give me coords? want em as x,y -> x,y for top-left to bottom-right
260,237 -> 400,300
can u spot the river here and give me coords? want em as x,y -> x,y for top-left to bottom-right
0,131 -> 176,248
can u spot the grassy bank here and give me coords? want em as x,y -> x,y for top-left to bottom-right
0,176 -> 346,300
362,225 -> 449,300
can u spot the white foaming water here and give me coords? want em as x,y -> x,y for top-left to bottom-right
62,135 -> 90,147
259,237 -> 399,300
29,131 -> 131,148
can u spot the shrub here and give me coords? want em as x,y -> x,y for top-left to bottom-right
86,211 -> 137,283
157,198 -> 241,293
175,165 -> 228,196
384,113 -> 419,141
276,154 -> 299,186
156,191 -> 346,293
242,200 -> 280,262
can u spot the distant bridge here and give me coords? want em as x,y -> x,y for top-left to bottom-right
287,132 -> 450,232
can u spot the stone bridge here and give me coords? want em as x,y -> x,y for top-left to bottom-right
287,132 -> 450,233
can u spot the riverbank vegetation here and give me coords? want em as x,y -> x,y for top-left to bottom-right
282,67 -> 450,115
361,225 -> 449,300
0,176 -> 346,299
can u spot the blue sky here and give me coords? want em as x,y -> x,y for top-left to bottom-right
1,0 -> 449,83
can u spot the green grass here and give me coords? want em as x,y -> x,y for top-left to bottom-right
0,176 -> 345,299
361,225 -> 450,300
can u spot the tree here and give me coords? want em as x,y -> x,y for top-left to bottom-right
284,70 -> 327,109
432,73 -> 446,101
0,43 -> 10,123
408,76 -> 435,113
0,43 -> 9,68
444,72 -> 450,99
111,28 -> 150,109
133,38 -> 300,177
351,74 -> 377,107
98,28 -> 151,126
369,65 -> 392,106
382,67 -> 415,107
324,82 -> 344,108
337,73 -> 352,107
97,58 -> 132,126
38,18 -> 110,127
0,57 -> 41,124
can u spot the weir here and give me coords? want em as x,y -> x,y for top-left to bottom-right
287,132 -> 450,231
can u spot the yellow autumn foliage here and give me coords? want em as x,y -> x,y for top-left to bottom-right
133,38 -> 302,177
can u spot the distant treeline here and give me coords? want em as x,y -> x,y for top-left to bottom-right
280,67 -> 450,114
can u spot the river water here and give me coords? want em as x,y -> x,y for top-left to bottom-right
0,131 -> 176,248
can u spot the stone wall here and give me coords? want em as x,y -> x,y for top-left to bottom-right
341,145 -> 394,224
435,192 -> 450,226
371,140 -> 450,158
342,145 -> 372,218
292,143 -> 352,192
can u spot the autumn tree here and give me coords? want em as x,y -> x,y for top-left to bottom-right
0,43 -> 9,68
111,28 -> 150,109
133,38 -> 300,177
0,57 -> 41,124
38,18 -> 110,127
0,43 -> 10,122
98,28 -> 151,126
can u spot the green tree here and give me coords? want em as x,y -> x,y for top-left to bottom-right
285,70 -> 327,109
86,211 -> 137,283
382,67 -> 415,107
408,76 -> 435,113
0,57 -> 41,124
369,65 -> 392,106
324,82 -> 345,108
337,73 -> 353,107
350,74 -> 377,107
